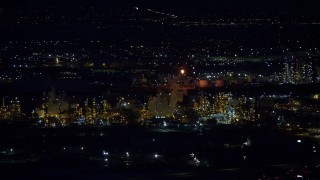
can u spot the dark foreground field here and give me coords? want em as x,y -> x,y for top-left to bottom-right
0,126 -> 319,179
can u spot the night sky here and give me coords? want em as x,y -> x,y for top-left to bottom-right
1,0 -> 320,15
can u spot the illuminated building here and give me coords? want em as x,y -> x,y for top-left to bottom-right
148,92 -> 171,118
37,97 -> 48,122
212,93 -> 231,123
212,92 -> 247,124
305,62 -> 313,83
102,100 -> 111,113
82,97 -> 105,124
0,97 -> 23,121
75,104 -> 84,119
10,97 -> 21,118
0,97 -> 10,120
99,100 -> 111,120
282,57 -> 314,84
235,96 -> 257,122
214,93 -> 229,114
84,98 -> 93,123
194,93 -> 212,116
92,98 -> 97,120
282,62 -> 292,83
139,104 -> 151,121
35,88 -> 69,125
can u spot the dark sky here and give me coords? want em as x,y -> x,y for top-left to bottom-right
1,0 -> 318,9
1,0 -> 320,16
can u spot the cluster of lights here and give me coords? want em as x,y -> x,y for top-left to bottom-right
190,153 -> 200,165
103,150 -> 109,156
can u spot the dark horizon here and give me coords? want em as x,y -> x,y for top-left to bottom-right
1,0 -> 320,15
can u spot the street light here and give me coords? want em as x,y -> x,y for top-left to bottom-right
180,69 -> 185,88
180,69 -> 185,75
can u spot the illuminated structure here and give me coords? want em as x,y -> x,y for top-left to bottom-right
304,62 -> 313,83
84,98 -> 93,123
37,96 -> 48,122
282,57 -> 314,84
212,93 -> 230,124
99,100 -> 111,121
194,93 -> 212,116
212,93 -> 243,124
0,91 -> 263,126
0,97 -> 10,120
214,93 -> 229,114
74,104 -> 84,121
92,98 -> 97,120
147,70 -> 187,119
102,100 -> 111,113
83,97 -> 110,124
0,97 -> 22,120
148,92 -> 172,118
235,96 -> 257,122
35,88 -> 69,125
10,97 -> 21,118
282,62 -> 292,83
139,104 -> 151,121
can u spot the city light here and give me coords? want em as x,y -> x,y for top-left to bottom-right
180,69 -> 185,75
0,2 -> 319,178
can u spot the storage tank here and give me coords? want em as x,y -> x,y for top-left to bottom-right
198,79 -> 210,88
214,79 -> 224,87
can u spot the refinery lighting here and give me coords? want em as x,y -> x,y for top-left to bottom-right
1,1 -> 319,178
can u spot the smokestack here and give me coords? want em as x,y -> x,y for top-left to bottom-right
2,96 -> 7,107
